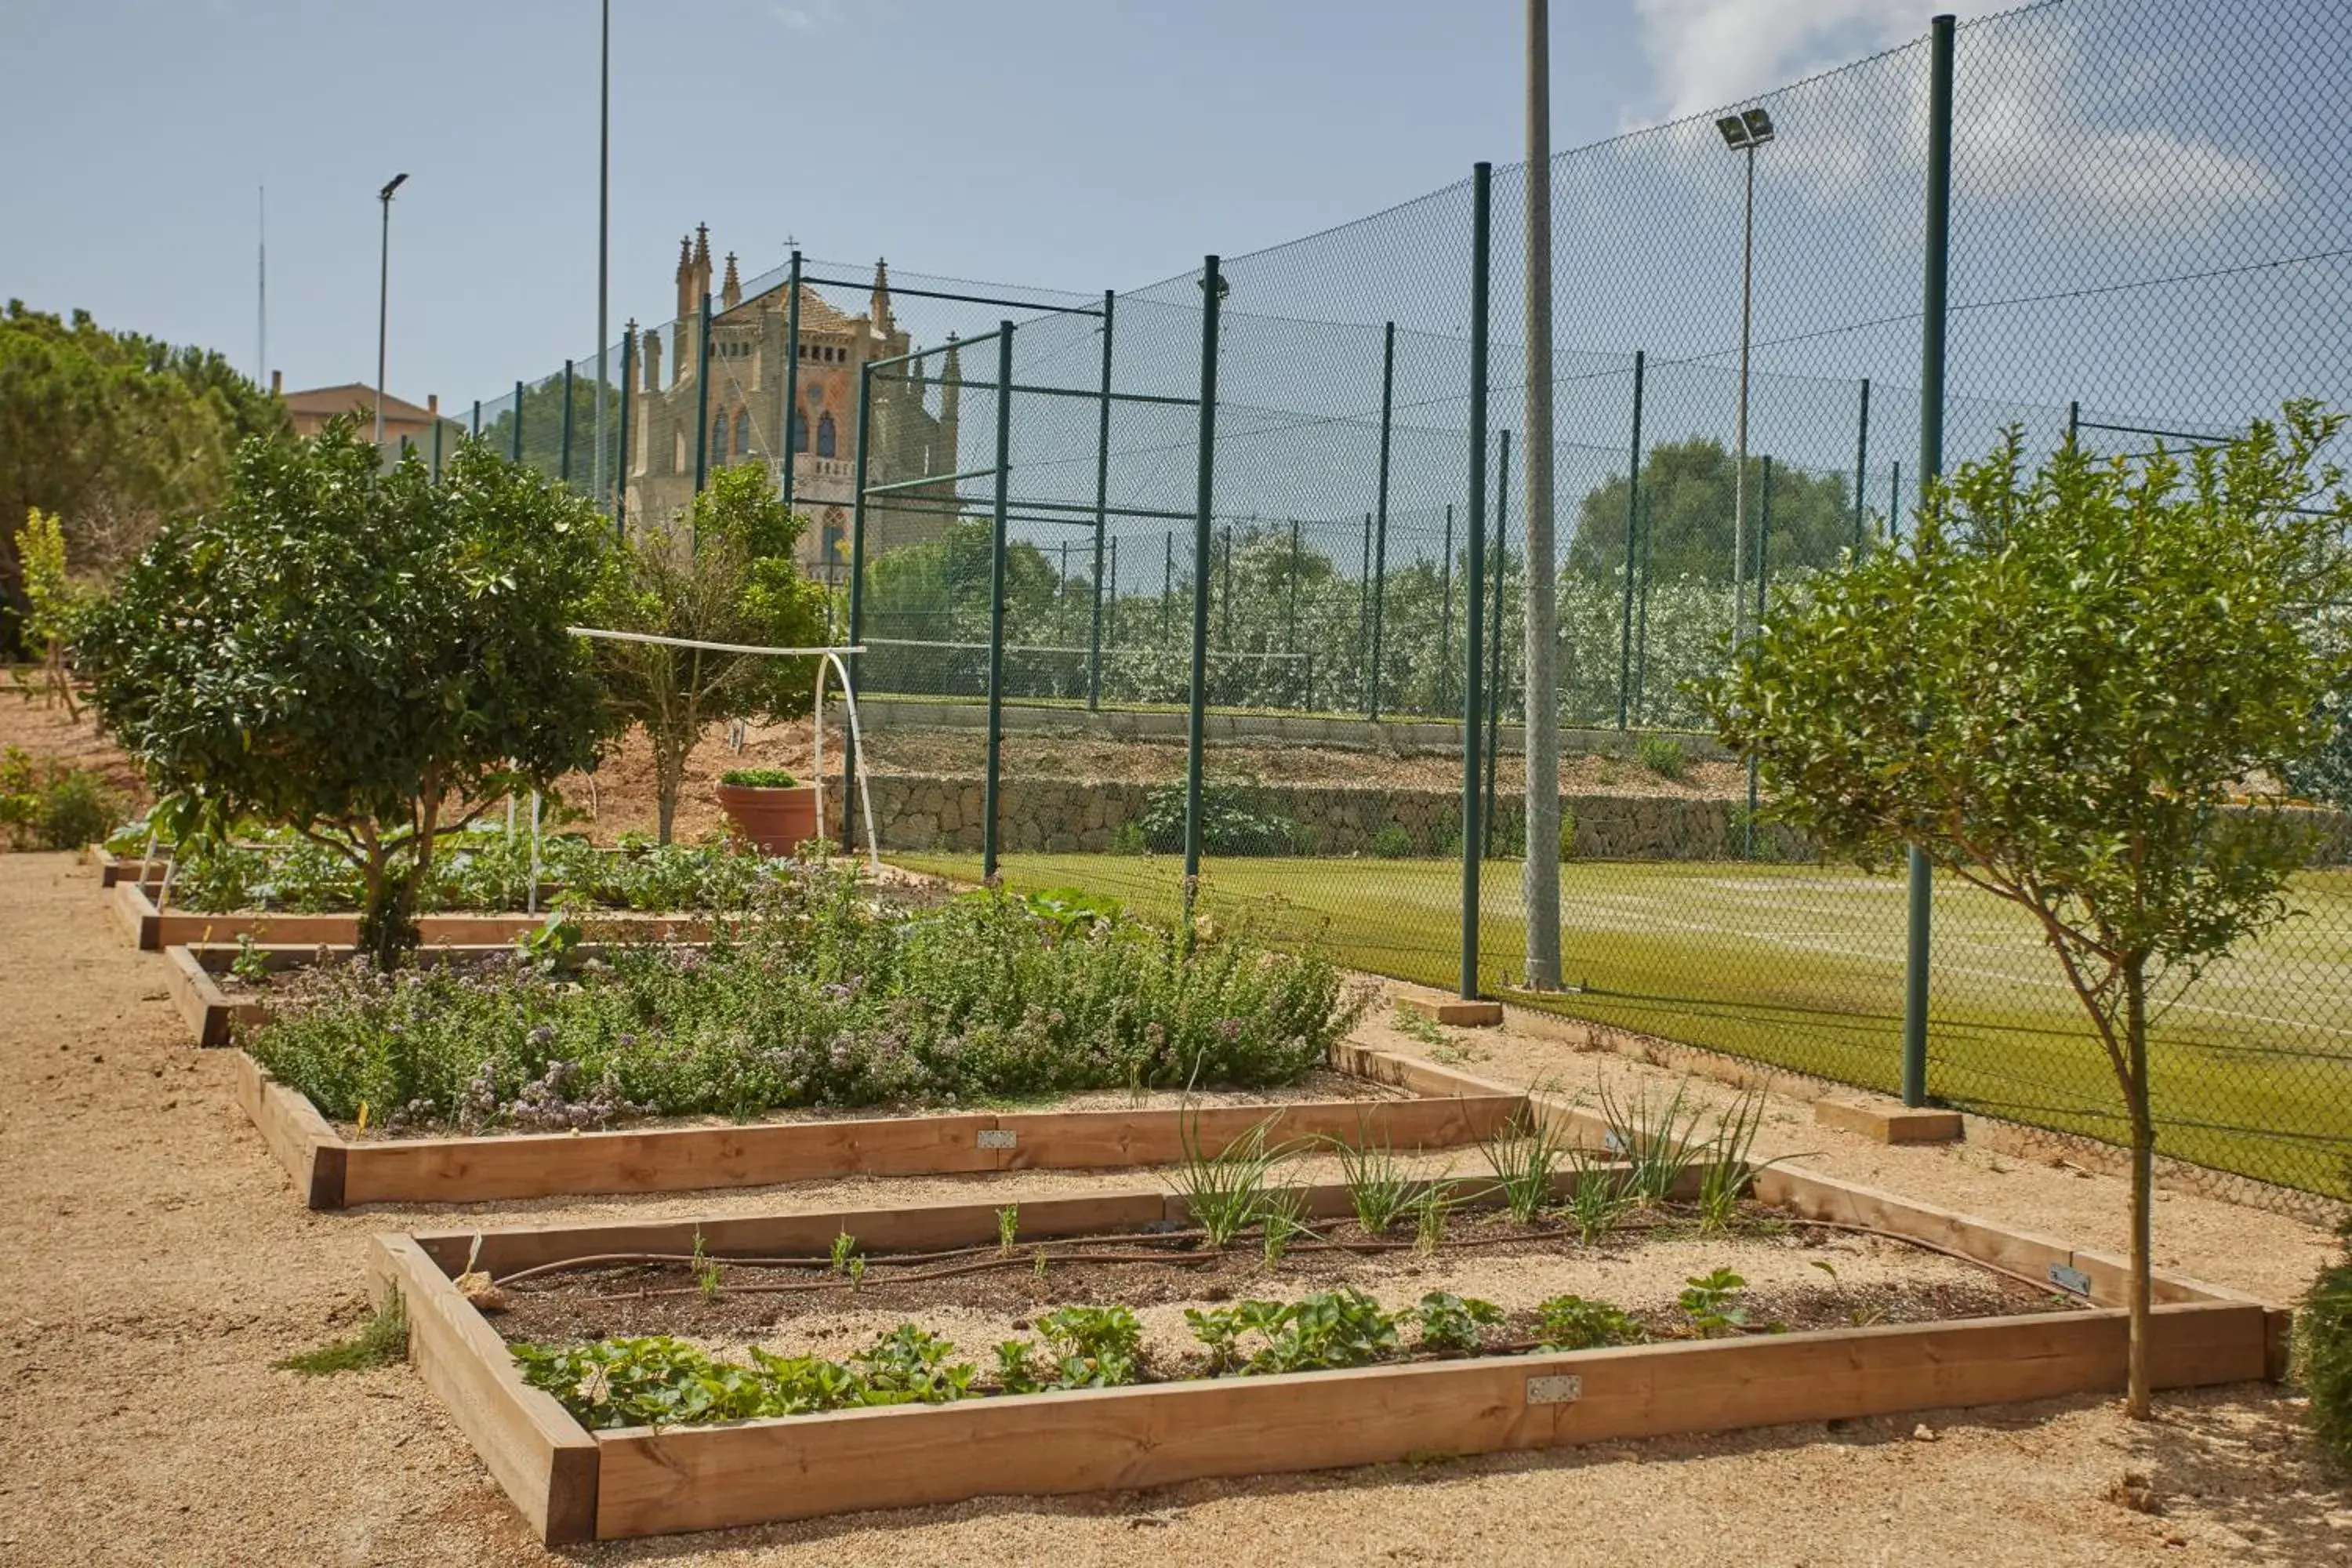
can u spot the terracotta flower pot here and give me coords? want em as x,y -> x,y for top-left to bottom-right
714,782 -> 819,855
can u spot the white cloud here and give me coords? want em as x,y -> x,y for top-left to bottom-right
768,0 -> 844,32
1628,0 -> 2278,232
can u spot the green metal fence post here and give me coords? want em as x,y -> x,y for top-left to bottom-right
1853,377 -> 1871,555
1219,524 -> 1233,649
1460,162 -> 1492,1001
615,324 -> 634,538
840,358 -> 874,853
692,291 -> 714,501
510,381 -> 524,463
1746,456 -> 1773,861
1484,428 -> 1510,855
1904,12 -> 1958,1110
781,252 -> 802,515
1182,258 -> 1224,931
1287,517 -> 1301,704
1891,459 -> 1903,539
431,418 -> 442,483
1437,503 -> 1455,713
982,322 -> 1015,881
2067,399 -> 2080,448
560,359 -> 575,485
471,399 -> 481,438
1163,532 -> 1174,641
1617,350 -> 1646,728
1088,289 -> 1115,711
1370,321 -> 1396,722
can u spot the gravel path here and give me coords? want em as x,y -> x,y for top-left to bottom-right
1,851 -> 2346,1566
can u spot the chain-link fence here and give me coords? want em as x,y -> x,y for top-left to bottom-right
438,0 -> 2350,1202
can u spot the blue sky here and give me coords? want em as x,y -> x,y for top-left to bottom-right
0,0 -> 1955,406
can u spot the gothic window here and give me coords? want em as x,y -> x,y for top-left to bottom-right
790,408 -> 809,453
712,415 -> 728,462
734,408 -> 752,459
816,412 -> 837,459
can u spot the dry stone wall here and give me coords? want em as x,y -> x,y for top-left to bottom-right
849,775 -> 1812,862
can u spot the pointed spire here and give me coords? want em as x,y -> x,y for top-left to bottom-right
721,252 -> 741,311
870,256 -> 895,334
675,236 -> 694,319
694,223 -> 710,270
940,331 -> 961,383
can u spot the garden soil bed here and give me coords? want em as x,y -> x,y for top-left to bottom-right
372,1165 -> 2283,1545
5,851 -> 2338,1568
236,1044 -> 1524,1210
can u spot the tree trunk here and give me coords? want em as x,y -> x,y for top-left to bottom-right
654,731 -> 689,846
354,850 -> 419,971
2124,953 -> 2154,1421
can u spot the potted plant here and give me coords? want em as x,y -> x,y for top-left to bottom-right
714,768 -> 818,855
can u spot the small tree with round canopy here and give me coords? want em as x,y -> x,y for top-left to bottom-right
1705,403 -> 2352,1418
80,420 -> 612,967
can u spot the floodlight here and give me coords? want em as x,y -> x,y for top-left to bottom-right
379,172 -> 409,201
1716,114 -> 1751,149
1742,107 -> 1776,143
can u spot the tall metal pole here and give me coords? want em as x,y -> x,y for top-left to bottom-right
430,419 -> 442,483
257,184 -> 267,391
982,323 -> 1015,881
374,173 -> 406,448
593,0 -> 611,514
2067,399 -> 2080,448
1088,289 -> 1115,711
1461,162 -> 1493,1002
1617,350 -> 1645,728
1522,0 -> 1562,991
1853,377 -> 1871,556
1904,13 -> 1958,1109
1746,456 -> 1772,860
840,359 -> 874,853
1182,258 -> 1224,926
1370,321 -> 1396,722
560,359 -> 575,485
510,380 -> 524,463
692,289 -> 713,497
781,251 -> 803,513
1485,428 -> 1511,853
615,323 -> 634,537
1732,142 -> 1756,645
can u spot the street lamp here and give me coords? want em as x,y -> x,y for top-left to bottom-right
375,172 -> 409,448
1716,106 -> 1773,642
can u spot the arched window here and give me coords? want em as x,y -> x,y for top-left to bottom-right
711,415 -> 728,463
816,412 -> 837,459
790,408 -> 809,453
733,408 -> 752,460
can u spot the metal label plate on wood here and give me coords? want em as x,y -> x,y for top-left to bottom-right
2048,1263 -> 2093,1297
976,1130 -> 1018,1150
1526,1374 -> 1584,1405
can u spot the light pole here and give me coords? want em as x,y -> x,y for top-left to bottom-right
1715,107 -> 1773,642
1522,0 -> 1561,993
593,0 -> 611,514
375,172 -> 409,448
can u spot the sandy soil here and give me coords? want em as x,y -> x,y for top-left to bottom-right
0,688 -> 146,807
1,851 -> 2347,1566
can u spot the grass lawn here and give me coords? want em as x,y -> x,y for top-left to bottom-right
892,851 -> 2352,1197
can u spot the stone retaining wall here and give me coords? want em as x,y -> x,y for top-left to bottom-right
849,775 -> 1812,862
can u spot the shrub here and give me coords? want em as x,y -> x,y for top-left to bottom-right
1137,778 -> 1300,857
1106,818 -> 1147,855
1634,734 -> 1686,781
1368,824 -> 1413,859
718,768 -> 800,789
0,749 -> 117,851
2299,1194 -> 2352,1472
246,864 -> 1367,1128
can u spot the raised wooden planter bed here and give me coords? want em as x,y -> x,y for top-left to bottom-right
165,941 -> 710,1049
368,1161 -> 2283,1545
237,1045 -> 1526,1210
108,878 -> 705,953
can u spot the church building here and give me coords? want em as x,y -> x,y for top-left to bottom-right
623,225 -> 964,583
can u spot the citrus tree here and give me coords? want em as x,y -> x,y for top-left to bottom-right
586,461 -> 829,842
1706,404 -> 2352,1417
81,421 -> 612,966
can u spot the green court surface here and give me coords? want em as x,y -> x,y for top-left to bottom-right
892,851 -> 2352,1196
